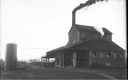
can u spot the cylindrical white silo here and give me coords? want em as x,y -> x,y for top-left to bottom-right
5,43 -> 17,71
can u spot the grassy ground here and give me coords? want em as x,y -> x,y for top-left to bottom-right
1,67 -> 127,79
73,68 -> 127,79
89,68 -> 127,79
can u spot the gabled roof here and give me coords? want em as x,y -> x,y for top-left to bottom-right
68,24 -> 112,34
46,39 -> 125,58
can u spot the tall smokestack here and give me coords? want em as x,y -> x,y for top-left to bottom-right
5,43 -> 17,71
72,11 -> 76,26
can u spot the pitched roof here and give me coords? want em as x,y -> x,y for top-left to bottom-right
68,24 -> 112,34
47,39 -> 90,53
46,39 -> 125,57
46,40 -> 87,57
75,39 -> 125,51
90,40 -> 125,51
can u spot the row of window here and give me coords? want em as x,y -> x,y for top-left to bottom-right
80,33 -> 111,40
92,52 -> 124,58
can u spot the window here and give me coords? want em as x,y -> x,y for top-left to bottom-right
92,52 -> 96,57
107,52 -> 111,58
113,53 -> 117,58
120,53 -> 123,58
100,52 -> 103,58
81,33 -> 85,37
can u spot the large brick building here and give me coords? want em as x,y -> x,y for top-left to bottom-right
46,24 -> 125,68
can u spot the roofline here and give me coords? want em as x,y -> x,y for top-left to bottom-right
68,25 -> 74,35
46,39 -> 125,58
46,38 -> 94,53
102,28 -> 113,34
68,24 -> 113,35
47,39 -> 126,54
90,50 -> 125,52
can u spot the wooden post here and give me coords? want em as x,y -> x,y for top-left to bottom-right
46,58 -> 47,64
61,54 -> 64,68
89,51 -> 92,67
73,52 -> 77,69
55,54 -> 57,67
48,58 -> 49,63
124,52 -> 126,67
59,54 -> 61,68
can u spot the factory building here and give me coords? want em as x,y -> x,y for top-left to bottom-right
45,1 -> 126,68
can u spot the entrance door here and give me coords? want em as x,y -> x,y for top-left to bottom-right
76,51 -> 89,68
64,53 -> 73,68
77,58 -> 83,68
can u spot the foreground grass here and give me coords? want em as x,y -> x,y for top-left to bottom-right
90,68 -> 127,79
1,67 -> 127,79
1,68 -> 108,79
73,68 -> 127,79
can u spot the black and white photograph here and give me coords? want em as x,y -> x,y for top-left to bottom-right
0,0 -> 127,79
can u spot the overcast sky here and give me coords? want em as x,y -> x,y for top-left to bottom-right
0,0 -> 126,60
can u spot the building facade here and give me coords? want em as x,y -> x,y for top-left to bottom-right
46,24 -> 125,68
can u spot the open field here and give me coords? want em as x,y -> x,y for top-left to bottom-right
1,67 -> 127,79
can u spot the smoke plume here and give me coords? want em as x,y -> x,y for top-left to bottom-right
73,0 -> 108,37
73,0 -> 108,13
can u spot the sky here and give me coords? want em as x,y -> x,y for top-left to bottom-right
0,0 -> 126,61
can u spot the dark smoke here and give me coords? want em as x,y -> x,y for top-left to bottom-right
73,0 -> 108,13
72,0 -> 108,24
72,0 -> 108,37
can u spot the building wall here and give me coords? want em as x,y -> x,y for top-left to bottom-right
101,33 -> 112,41
79,31 -> 100,41
79,31 -> 112,42
90,51 -> 125,67
68,26 -> 112,45
55,51 -> 90,68
68,26 -> 79,45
